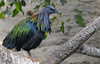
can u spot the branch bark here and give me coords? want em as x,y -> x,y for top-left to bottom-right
76,45 -> 100,58
0,45 -> 36,64
1,17 -> 100,64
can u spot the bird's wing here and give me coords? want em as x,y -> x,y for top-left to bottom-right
3,16 -> 37,50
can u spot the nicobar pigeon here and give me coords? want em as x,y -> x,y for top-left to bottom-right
2,6 -> 58,61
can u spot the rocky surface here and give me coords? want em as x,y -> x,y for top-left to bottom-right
0,0 -> 100,64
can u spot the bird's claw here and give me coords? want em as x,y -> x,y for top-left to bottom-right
26,57 -> 42,62
26,56 -> 32,59
33,58 -> 42,62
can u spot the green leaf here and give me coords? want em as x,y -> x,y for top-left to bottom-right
4,7 -> 12,17
51,17 -> 57,24
14,1 -> 25,16
10,3 -> 13,7
74,14 -> 85,27
0,11 -> 4,19
73,9 -> 82,16
12,9 -> 19,17
51,16 -> 59,24
60,0 -> 67,5
59,12 -> 62,16
44,0 -> 51,5
42,3 -> 46,7
19,2 -> 24,13
43,32 -> 47,40
78,0 -> 80,2
51,2 -> 55,8
21,11 -> 24,16
74,9 -> 85,27
55,2 -> 58,6
40,0 -> 42,2
60,21 -> 64,33
34,5 -> 40,9
56,21 -> 59,26
20,0 -> 26,6
34,3 -> 42,9
43,0 -> 56,7
66,18 -> 71,22
0,1 -> 5,8
15,2 -> 20,11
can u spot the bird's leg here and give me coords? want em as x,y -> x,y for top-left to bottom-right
21,49 -> 33,61
27,51 -> 35,62
27,50 -> 33,58
21,49 -> 28,57
27,51 -> 42,62
21,49 -> 42,62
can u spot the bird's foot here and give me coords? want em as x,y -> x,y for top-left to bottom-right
33,58 -> 42,62
26,57 -> 42,62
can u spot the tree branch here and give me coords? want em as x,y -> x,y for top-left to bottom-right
42,16 -> 100,64
0,45 -> 38,64
76,45 -> 100,58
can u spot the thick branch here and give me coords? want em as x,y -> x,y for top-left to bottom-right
0,45 -> 37,64
76,45 -> 100,58
1,44 -> 100,64
42,17 -> 100,64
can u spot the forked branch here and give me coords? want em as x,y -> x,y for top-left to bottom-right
42,17 -> 100,64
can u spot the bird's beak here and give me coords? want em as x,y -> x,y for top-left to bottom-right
55,10 -> 59,14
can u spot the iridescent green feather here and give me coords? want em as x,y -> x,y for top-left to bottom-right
7,14 -> 47,43
11,22 -> 31,39
37,14 -> 42,31
10,16 -> 38,39
41,22 -> 45,31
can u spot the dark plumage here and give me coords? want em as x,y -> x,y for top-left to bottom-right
2,6 -> 58,58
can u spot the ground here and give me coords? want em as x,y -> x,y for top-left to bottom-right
0,0 -> 100,64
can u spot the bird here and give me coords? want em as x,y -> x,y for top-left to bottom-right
2,6 -> 58,62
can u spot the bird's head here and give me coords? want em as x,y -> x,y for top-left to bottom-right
42,6 -> 58,15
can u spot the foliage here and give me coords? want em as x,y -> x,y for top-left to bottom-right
59,12 -> 62,16
4,7 -> 12,16
51,16 -> 58,24
78,0 -> 80,2
60,0 -> 67,5
12,9 -> 19,17
0,11 -> 4,19
66,18 -> 71,22
74,9 -> 85,27
60,21 -> 64,33
0,1 -> 5,8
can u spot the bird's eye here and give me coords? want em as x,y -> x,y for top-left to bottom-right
50,8 -> 55,11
